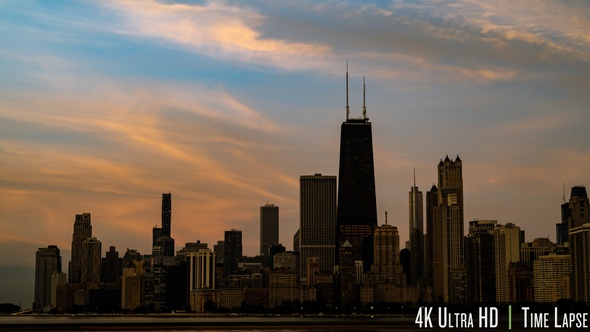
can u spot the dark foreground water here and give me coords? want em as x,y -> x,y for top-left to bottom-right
0,314 -> 572,331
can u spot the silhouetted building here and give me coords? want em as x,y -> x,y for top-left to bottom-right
508,262 -> 534,303
465,230 -> 495,304
568,186 -> 589,230
224,230 -> 242,277
338,240 -> 357,306
495,223 -> 522,303
427,156 -> 464,303
260,203 -> 279,256
299,174 -> 337,278
336,72 -> 377,272
81,237 -> 101,284
34,245 -> 61,311
569,223 -> 590,303
409,176 -> 424,285
68,213 -> 92,283
101,246 -> 123,284
153,192 -> 175,256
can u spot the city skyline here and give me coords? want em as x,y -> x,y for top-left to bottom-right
1,1 -> 589,307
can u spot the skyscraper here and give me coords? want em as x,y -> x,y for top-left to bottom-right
260,203 -> 279,256
34,245 -> 61,311
68,213 -> 92,284
408,172 -> 424,285
224,229 -> 242,277
495,223 -> 522,303
465,221 -> 496,304
569,223 -> 590,303
373,223 -> 400,284
153,192 -> 175,256
299,174 -> 337,278
568,186 -> 589,229
336,71 -> 378,272
427,156 -> 465,303
81,237 -> 102,284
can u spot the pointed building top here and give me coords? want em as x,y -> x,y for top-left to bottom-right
342,240 -> 353,248
346,60 -> 350,120
362,76 -> 367,120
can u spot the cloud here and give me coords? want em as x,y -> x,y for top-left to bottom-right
104,0 -> 331,70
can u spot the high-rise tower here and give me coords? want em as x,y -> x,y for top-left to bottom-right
408,170 -> 424,285
153,192 -> 175,256
427,156 -> 465,303
68,213 -> 92,284
34,245 -> 61,311
336,69 -> 378,272
299,174 -> 337,278
260,203 -> 279,256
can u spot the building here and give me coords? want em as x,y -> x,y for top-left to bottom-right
372,223 -> 399,284
533,254 -> 571,303
495,223 -> 522,303
260,203 -> 279,256
338,240 -> 357,306
569,223 -> 590,303
427,156 -> 464,303
34,245 -> 62,311
224,230 -> 242,277
101,246 -> 123,284
408,175 -> 424,285
153,192 -> 175,256
336,72 -> 378,272
81,237 -> 102,284
521,238 -> 553,263
568,186 -> 589,229
68,213 -> 92,284
188,248 -> 216,291
465,230 -> 495,304
299,174 -> 337,278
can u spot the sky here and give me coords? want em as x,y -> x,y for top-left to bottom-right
1,0 -> 589,308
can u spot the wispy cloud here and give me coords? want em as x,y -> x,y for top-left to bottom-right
104,0 -> 331,70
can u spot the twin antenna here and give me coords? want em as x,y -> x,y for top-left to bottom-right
345,61 -> 367,121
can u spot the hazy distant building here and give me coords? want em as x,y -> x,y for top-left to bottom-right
521,238 -> 553,263
495,223 -> 522,303
533,254 -> 571,303
569,223 -> 590,303
81,237 -> 102,284
427,156 -> 464,303
224,230 -> 242,277
299,174 -> 337,278
260,203 -> 279,256
68,213 -> 92,283
34,245 -> 62,311
408,177 -> 424,285
336,73 -> 378,272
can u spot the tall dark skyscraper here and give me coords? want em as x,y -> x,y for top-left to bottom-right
153,192 -> 175,256
224,229 -> 242,277
299,174 -> 337,278
408,171 -> 424,285
162,192 -> 172,237
34,245 -> 61,311
260,203 -> 279,256
68,213 -> 92,284
336,70 -> 378,272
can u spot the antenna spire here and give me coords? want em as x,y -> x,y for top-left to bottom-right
363,76 -> 367,119
346,60 -> 350,120
414,167 -> 416,187
563,182 -> 566,203
385,211 -> 388,225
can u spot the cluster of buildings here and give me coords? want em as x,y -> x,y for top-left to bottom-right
33,73 -> 590,313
